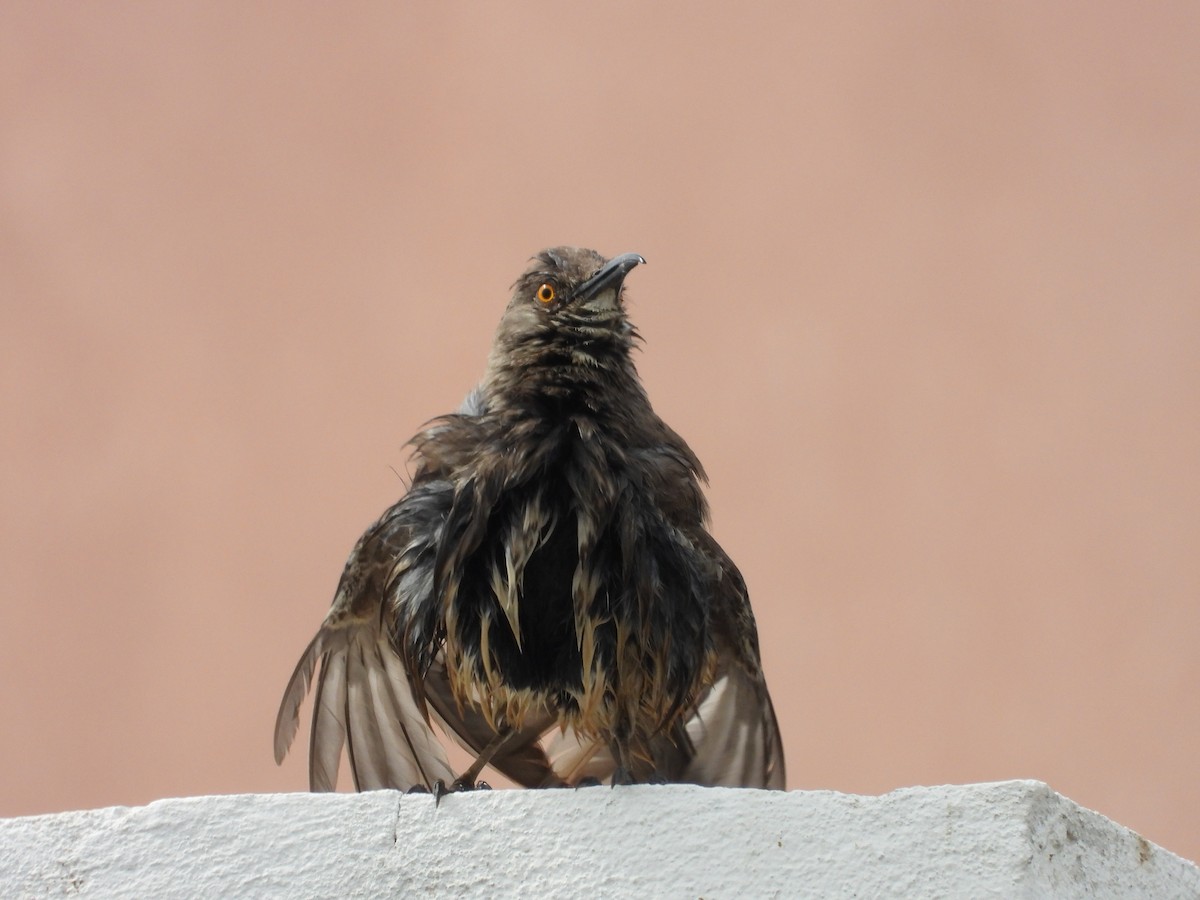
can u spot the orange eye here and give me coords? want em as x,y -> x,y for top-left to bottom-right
536,283 -> 556,304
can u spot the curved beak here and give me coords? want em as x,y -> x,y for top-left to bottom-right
576,252 -> 646,306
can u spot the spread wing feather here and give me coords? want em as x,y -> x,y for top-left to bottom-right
683,534 -> 787,789
682,660 -> 786,789
274,616 -> 458,792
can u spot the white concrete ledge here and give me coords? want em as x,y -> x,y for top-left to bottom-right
3,781 -> 1197,898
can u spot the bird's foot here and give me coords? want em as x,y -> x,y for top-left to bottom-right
450,776 -> 491,793
573,776 -> 602,789
407,779 -> 482,803
423,777 -> 492,805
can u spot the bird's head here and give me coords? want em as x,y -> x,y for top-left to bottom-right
484,247 -> 646,400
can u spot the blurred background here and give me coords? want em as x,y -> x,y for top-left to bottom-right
2,2 -> 1197,861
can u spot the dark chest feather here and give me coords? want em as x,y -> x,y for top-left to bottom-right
441,394 -> 711,716
452,443 -> 595,696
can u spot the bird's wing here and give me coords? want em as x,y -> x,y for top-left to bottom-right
537,527 -> 786,790
273,504 -> 458,791
552,513 -> 787,790
685,535 -> 787,789
680,653 -> 786,789
273,615 -> 458,791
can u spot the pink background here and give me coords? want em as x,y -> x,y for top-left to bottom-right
3,4 -> 1197,861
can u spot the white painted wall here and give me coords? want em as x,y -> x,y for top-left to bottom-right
3,781 -> 1197,898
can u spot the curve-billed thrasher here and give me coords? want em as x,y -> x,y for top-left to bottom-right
274,248 -> 785,792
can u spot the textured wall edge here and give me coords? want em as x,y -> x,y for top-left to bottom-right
2,781 -> 1197,898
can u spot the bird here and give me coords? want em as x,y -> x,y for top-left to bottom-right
273,247 -> 785,794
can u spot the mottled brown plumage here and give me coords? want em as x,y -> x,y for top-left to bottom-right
274,248 -> 785,791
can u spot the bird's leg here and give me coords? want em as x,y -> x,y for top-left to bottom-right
421,730 -> 513,805
611,764 -> 635,786
609,718 -> 637,786
451,727 -> 516,792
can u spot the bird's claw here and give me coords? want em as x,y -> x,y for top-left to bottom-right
432,779 -> 448,805
406,780 -> 462,803
574,776 -> 602,789
424,777 -> 493,806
